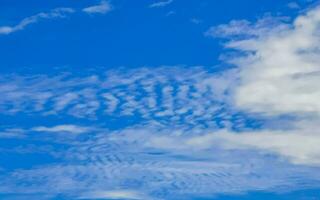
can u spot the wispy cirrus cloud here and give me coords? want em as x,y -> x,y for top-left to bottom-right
0,128 -> 24,138
149,0 -> 173,8
1,125 -> 320,199
82,1 -> 112,14
0,8 -> 74,35
32,125 -> 91,134
145,125 -> 320,166
287,2 -> 300,9
78,190 -> 150,200
205,15 -> 290,39
0,1 -> 113,35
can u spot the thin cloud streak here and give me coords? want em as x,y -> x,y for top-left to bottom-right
82,1 -> 112,14
0,1 -> 113,35
32,125 -> 91,134
0,8 -> 74,35
149,0 -> 173,8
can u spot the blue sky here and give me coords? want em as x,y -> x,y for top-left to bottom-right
1,0 -> 320,200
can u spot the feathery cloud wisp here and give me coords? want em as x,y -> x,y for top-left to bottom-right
32,125 -> 90,134
0,8 -> 74,35
82,1 -> 112,14
78,190 -> 148,200
146,126 -> 320,166
149,0 -> 173,8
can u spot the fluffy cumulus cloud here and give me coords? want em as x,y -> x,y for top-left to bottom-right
209,7 -> 320,116
202,6 -> 320,166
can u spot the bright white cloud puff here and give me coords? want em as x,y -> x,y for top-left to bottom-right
201,6 -> 320,166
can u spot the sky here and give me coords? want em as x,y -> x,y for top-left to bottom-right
1,0 -> 320,200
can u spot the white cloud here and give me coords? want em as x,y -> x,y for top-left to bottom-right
32,125 -> 90,134
209,7 -> 320,117
0,128 -> 25,138
205,16 -> 290,39
0,2 -> 113,35
287,2 -> 300,9
186,6 -> 320,166
147,127 -> 320,166
190,18 -> 202,24
0,8 -> 74,35
53,92 -> 79,112
149,0 -> 173,8
142,6 -> 320,167
78,190 -> 149,200
82,1 -> 112,14
4,125 -> 320,198
5,2 -> 320,199
0,67 -> 233,129
215,131 -> 320,166
2,125 -> 320,198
